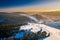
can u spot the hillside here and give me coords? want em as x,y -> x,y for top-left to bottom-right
0,12 -> 60,40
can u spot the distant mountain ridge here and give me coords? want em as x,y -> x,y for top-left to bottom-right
0,12 -> 60,29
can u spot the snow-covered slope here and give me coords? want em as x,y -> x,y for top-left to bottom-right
20,23 -> 60,40
40,24 -> 60,40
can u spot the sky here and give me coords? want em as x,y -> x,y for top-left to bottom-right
0,0 -> 60,12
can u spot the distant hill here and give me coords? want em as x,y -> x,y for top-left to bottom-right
31,14 -> 44,20
39,11 -> 60,16
31,14 -> 56,22
45,21 -> 60,29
